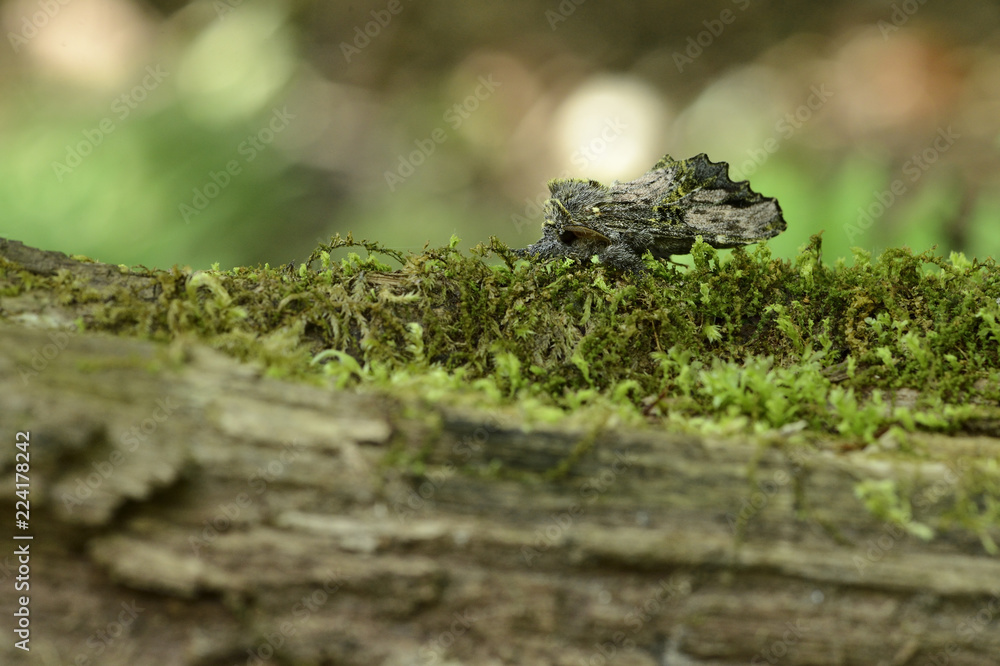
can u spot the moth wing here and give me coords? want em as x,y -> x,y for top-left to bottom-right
651,153 -> 786,248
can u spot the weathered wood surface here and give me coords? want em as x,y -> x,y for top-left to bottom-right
1,239 -> 999,665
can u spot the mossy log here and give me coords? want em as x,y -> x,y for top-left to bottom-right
1,238 -> 999,666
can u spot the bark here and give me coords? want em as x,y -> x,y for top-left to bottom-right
1,239 -> 999,666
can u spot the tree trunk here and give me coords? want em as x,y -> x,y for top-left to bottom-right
1,239 -> 998,666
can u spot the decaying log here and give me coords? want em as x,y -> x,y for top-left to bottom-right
1,239 -> 999,666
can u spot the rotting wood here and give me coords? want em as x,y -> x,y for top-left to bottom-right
1,239 -> 999,665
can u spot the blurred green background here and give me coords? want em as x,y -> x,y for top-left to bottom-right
1,0 -> 998,269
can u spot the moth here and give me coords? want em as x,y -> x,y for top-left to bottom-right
516,153 -> 786,271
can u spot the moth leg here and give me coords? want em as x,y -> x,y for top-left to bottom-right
598,243 -> 646,273
549,224 -> 611,262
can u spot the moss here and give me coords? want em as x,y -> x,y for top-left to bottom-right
5,232 -> 1000,548
12,232 -> 1000,433
854,478 -> 935,540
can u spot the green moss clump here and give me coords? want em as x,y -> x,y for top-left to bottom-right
6,232 -> 1000,548
5,231 -> 1000,442
25,232 -> 989,440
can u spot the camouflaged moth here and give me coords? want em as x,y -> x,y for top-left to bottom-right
516,153 -> 786,271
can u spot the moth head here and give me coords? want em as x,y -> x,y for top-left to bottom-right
543,185 -> 612,251
556,224 -> 611,248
